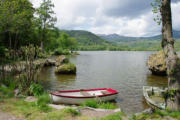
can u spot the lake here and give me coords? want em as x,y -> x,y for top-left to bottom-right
40,51 -> 168,113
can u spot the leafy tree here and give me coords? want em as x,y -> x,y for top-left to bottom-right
36,0 -> 57,50
57,32 -> 77,52
0,0 -> 35,49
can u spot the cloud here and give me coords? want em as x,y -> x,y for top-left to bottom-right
31,0 -> 180,37
172,2 -> 180,30
100,0 -> 153,18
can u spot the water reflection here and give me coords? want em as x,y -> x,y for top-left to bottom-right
40,67 -> 76,90
146,74 -> 168,87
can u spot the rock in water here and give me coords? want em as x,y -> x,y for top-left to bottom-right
147,51 -> 167,75
55,55 -> 69,66
44,59 -> 56,66
55,63 -> 76,74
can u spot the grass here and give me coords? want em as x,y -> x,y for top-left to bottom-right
94,112 -> 125,120
0,84 -> 15,101
62,108 -> 80,116
129,110 -> 180,120
154,109 -> 180,119
81,99 -> 117,109
36,93 -> 52,112
1,97 -> 180,120
0,98 -> 84,120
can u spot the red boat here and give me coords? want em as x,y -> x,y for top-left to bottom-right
50,88 -> 118,104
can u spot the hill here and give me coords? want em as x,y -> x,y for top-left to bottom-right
61,30 -> 109,46
60,30 -> 120,51
97,30 -> 180,51
98,30 -> 180,43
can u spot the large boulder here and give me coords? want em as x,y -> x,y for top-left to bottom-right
147,51 -> 167,75
44,59 -> 56,66
55,63 -> 76,74
55,55 -> 69,66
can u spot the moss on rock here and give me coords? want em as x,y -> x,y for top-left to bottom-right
147,50 -> 167,76
55,63 -> 76,74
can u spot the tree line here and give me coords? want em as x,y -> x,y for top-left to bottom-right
0,0 -> 77,63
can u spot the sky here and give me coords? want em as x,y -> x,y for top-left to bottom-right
31,0 -> 180,37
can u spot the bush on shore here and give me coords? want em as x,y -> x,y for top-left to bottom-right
53,48 -> 70,55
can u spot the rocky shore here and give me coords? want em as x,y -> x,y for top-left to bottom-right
0,55 -> 76,74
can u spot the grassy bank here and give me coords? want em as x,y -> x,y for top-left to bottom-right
0,98 -> 180,120
1,84 -> 180,120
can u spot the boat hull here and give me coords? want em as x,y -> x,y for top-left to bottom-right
50,88 -> 118,104
50,94 -> 118,104
143,86 -> 167,110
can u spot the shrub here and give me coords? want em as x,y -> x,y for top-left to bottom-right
36,94 -> 52,112
54,48 -> 70,55
29,83 -> 44,96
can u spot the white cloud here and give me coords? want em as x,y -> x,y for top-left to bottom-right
31,0 -> 180,37
172,2 -> 180,30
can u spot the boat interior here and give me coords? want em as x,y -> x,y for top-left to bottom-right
58,90 -> 110,97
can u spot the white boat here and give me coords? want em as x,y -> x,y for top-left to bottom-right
50,88 -> 118,104
143,86 -> 167,110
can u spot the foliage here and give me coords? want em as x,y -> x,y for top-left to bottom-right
54,48 -> 70,55
36,0 -> 57,50
62,108 -> 80,116
17,45 -> 42,95
36,93 -> 52,112
0,85 -> 15,99
0,0 -> 35,50
29,83 -> 44,96
56,32 -> 77,52
82,99 -> 98,108
98,102 -> 117,109
151,0 -> 162,25
81,99 -> 117,109
3,45 -> 43,95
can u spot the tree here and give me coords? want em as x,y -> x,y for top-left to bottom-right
160,0 -> 180,110
57,32 -> 77,52
0,0 -> 35,49
36,0 -> 57,50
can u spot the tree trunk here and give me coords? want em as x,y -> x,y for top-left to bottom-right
161,0 -> 180,111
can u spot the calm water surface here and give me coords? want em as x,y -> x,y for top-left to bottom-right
40,51 -> 168,113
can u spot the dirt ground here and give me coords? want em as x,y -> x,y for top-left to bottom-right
0,111 -> 24,120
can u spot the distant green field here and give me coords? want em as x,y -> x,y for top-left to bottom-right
115,39 -> 180,51
75,39 -> 180,51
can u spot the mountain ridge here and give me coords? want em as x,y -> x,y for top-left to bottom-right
97,30 -> 180,43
